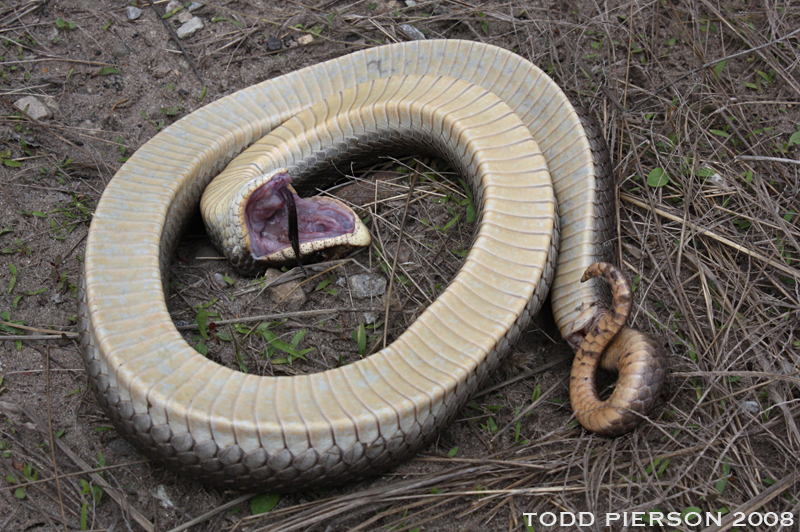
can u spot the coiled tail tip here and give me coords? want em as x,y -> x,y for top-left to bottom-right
570,263 -> 668,436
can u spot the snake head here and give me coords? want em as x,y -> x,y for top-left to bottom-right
241,169 -> 371,270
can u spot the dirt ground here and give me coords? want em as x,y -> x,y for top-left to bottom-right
1,0 -> 799,531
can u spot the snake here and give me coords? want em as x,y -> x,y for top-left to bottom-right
78,40 -> 667,491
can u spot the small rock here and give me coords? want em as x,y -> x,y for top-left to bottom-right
396,244 -> 412,264
154,485 -> 174,509
267,37 -> 282,51
400,24 -> 425,40
212,272 -> 229,289
188,2 -> 204,11
176,16 -> 204,39
165,0 -> 182,13
152,66 -> 172,79
296,34 -> 314,46
264,270 -> 307,311
284,35 -> 298,48
112,41 -> 129,58
177,10 -> 193,24
742,400 -> 760,415
405,0 -> 418,5
126,6 -> 142,20
13,96 -> 51,120
364,312 -> 379,325
349,274 -> 387,299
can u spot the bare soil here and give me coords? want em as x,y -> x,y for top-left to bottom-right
1,1 -> 799,531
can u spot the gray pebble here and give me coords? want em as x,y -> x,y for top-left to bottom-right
400,24 -> 425,40
126,6 -> 142,20
742,401 -> 760,415
212,272 -> 229,289
165,0 -> 182,13
349,274 -> 387,299
176,16 -> 204,39
14,96 -> 51,120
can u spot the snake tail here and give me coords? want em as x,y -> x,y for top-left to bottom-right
570,262 -> 668,436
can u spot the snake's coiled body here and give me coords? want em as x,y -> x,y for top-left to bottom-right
78,40 -> 666,491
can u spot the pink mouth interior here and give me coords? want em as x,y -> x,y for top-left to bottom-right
244,172 -> 357,258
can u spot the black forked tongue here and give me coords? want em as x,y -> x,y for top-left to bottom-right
276,185 -> 308,276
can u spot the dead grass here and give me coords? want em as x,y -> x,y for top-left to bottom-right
0,0 -> 799,531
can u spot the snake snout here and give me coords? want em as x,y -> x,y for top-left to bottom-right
570,262 -> 667,436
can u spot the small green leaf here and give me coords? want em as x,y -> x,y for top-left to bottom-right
531,384 -> 541,402
646,167 -> 669,187
446,446 -> 459,457
8,263 -> 17,294
789,130 -> 800,146
196,309 -> 209,339
716,476 -> 728,494
714,59 -> 727,76
353,323 -> 367,357
250,493 -> 280,515
270,338 -> 311,360
95,66 -> 120,76
290,329 -> 307,347
441,214 -> 460,231
195,339 -> 207,356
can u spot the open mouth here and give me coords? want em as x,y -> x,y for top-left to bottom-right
243,171 -> 370,267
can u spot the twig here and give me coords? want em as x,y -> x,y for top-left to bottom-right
0,320 -> 77,336
736,155 -> 800,166
149,2 -> 206,86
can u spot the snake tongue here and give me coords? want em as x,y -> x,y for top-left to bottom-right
243,170 -> 371,267
275,185 -> 307,275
